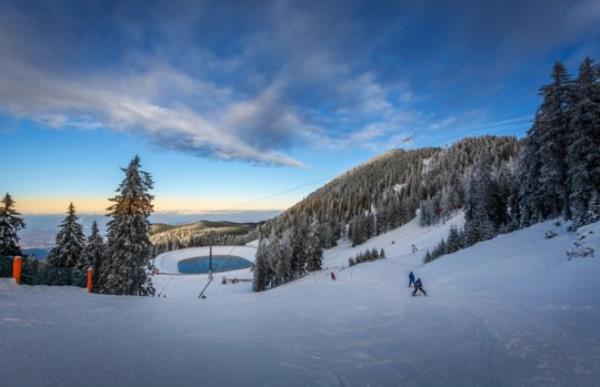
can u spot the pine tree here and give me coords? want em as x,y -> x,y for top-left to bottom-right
273,230 -> 293,286
463,221 -> 479,247
517,134 -> 542,226
253,236 -> 271,291
306,222 -> 323,272
465,155 -> 498,243
568,57 -> 600,226
102,156 -> 155,296
84,221 -> 105,288
537,62 -> 573,219
446,225 -> 461,254
379,248 -> 385,258
424,250 -> 432,264
351,215 -> 365,247
582,191 -> 600,226
47,203 -> 86,268
290,221 -> 308,277
0,193 -> 25,256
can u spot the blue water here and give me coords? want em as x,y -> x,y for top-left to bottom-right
177,255 -> 253,274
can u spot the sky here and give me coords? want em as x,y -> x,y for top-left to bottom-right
1,0 -> 599,215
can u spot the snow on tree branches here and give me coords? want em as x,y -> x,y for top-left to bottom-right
101,156 -> 155,296
47,202 -> 86,268
0,193 -> 25,256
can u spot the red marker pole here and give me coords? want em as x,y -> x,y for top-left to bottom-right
86,267 -> 93,293
12,256 -> 23,285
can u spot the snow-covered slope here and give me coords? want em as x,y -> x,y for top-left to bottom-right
322,211 -> 465,270
1,218 -> 599,386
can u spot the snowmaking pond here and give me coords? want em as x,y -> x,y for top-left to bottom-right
177,255 -> 252,274
153,245 -> 257,275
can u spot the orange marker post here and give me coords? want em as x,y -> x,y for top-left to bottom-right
86,267 -> 93,293
13,256 -> 23,285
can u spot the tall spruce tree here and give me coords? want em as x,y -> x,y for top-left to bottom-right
273,230 -> 293,287
102,156 -> 155,296
537,62 -> 573,220
47,203 -> 86,267
84,221 -> 105,287
568,57 -> 600,226
306,221 -> 323,272
446,225 -> 461,254
290,220 -> 308,277
465,156 -> 498,241
0,193 -> 25,256
252,236 -> 271,292
517,132 -> 542,225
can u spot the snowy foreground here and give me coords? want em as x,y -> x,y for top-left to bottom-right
2,215 -> 600,386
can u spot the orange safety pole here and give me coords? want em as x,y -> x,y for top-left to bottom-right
86,267 -> 93,293
13,256 -> 23,285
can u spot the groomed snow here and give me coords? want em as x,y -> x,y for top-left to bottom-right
1,217 -> 600,386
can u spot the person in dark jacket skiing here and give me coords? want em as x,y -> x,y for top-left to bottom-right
408,271 -> 415,288
412,278 -> 427,296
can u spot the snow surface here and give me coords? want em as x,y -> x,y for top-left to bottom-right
2,216 -> 600,386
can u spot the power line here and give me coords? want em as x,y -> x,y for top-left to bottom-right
220,176 -> 333,211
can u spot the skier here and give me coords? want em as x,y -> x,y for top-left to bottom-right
412,278 -> 427,296
408,271 -> 415,288
411,244 -> 418,254
330,271 -> 337,281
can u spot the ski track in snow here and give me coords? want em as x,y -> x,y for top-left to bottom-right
1,214 -> 600,386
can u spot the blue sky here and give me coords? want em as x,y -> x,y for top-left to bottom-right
1,0 -> 599,214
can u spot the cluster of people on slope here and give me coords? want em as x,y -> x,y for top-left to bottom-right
408,271 -> 427,296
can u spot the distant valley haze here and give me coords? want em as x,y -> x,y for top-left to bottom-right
19,210 -> 280,249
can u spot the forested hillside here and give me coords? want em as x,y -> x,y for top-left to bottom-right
150,220 -> 261,254
253,135 -> 520,290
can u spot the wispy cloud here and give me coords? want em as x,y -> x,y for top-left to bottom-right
0,62 -> 304,166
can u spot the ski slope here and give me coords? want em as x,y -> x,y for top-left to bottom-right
1,217 -> 600,386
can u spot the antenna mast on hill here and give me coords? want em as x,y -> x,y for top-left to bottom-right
199,231 -> 215,299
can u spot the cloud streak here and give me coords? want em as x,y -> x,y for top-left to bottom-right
0,61 -> 305,166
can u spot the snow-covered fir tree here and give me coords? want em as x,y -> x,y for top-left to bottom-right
47,203 -> 86,268
568,57 -> 600,227
537,62 -> 573,220
446,225 -> 461,254
84,221 -> 105,288
290,219 -> 308,276
517,58 -> 599,228
101,156 -> 155,296
518,62 -> 574,222
306,221 -> 323,272
273,230 -> 293,287
423,250 -> 433,263
582,191 -> 600,226
465,156 -> 498,242
0,193 -> 25,256
516,132 -> 542,226
252,236 -> 271,292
